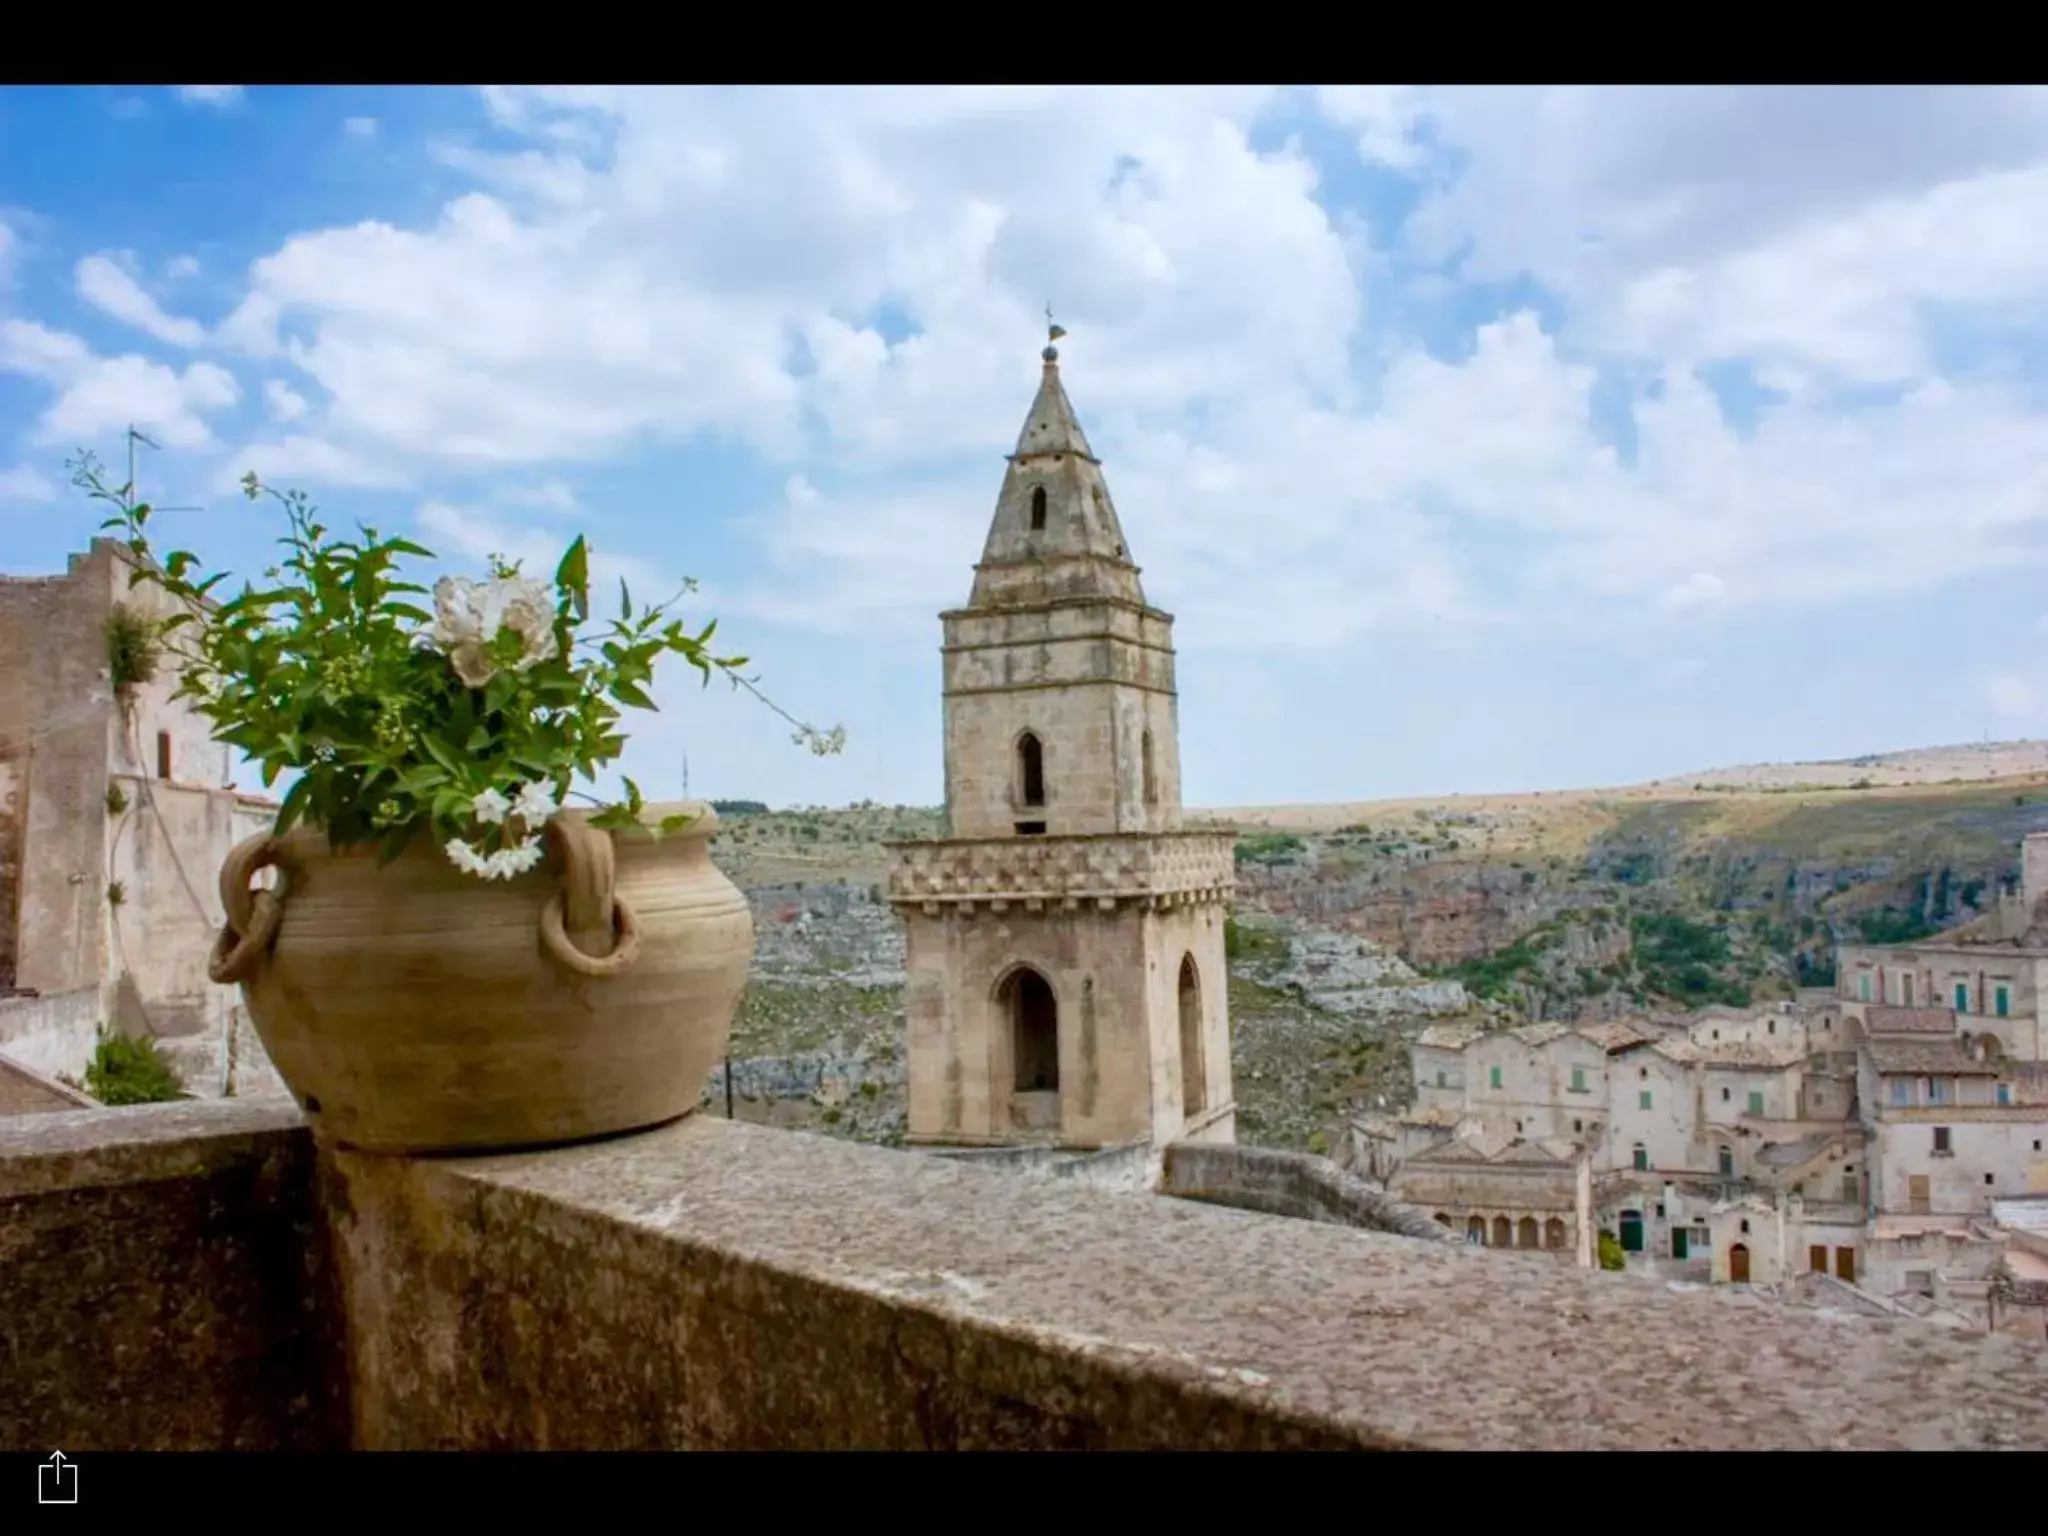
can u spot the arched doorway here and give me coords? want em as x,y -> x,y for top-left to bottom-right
1619,1210 -> 1644,1253
1466,1216 -> 1484,1245
1002,968 -> 1059,1093
1545,1218 -> 1567,1250
1178,954 -> 1205,1116
1016,732 -> 1045,808
1491,1215 -> 1512,1248
1517,1216 -> 1539,1249
1730,1242 -> 1751,1284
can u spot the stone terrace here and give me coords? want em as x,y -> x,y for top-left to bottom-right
5,1096 -> 2048,1450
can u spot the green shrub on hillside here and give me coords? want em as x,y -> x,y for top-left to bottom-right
1235,832 -> 1306,867
83,1030 -> 185,1106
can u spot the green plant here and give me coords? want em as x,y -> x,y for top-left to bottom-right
83,1028 -> 185,1105
1597,1231 -> 1625,1272
103,601 -> 160,692
70,453 -> 844,877
104,782 -> 128,815
105,880 -> 125,908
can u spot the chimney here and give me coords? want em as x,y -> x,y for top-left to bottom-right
2026,832 -> 2048,920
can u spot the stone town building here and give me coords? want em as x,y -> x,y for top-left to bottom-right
1384,1002 -> 1874,1281
1831,831 -> 2048,1310
885,333 -> 1237,1154
0,538 -> 280,1104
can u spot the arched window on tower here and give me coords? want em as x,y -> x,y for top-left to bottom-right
1017,732 -> 1045,809
1142,729 -> 1158,807
1004,968 -> 1060,1094
1029,486 -> 1047,531
1178,954 -> 1205,1117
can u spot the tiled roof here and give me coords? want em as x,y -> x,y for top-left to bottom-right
1508,1022 -> 1572,1048
1414,1023 -> 1486,1052
1576,1021 -> 1658,1053
1864,1038 -> 2000,1077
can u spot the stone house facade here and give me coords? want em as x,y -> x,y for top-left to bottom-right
0,538 -> 280,1104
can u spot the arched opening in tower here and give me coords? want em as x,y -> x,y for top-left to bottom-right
1178,953 -> 1205,1116
1142,729 -> 1158,807
1004,968 -> 1060,1093
1017,732 -> 1045,808
1029,485 -> 1047,530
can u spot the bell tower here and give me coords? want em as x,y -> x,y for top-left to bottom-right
886,323 -> 1237,1155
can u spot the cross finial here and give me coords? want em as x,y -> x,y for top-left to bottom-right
1042,302 -> 1066,361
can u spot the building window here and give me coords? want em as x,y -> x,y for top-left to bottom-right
1029,485 -> 1047,530
1747,1090 -> 1764,1116
1570,1065 -> 1587,1093
1928,1077 -> 1947,1106
1739,1219 -> 1751,1235
1632,1144 -> 1648,1172
1003,968 -> 1060,1094
155,730 -> 172,779
1489,1065 -> 1502,1090
1955,982 -> 1969,1011
1767,1019 -> 1776,1035
1721,1086 -> 1731,1102
1718,1146 -> 1734,1177
1177,955 -> 1205,1118
1996,984 -> 2010,1018
1141,728 -> 1158,807
1890,1078 -> 1910,1108
1986,1173 -> 1996,1186
1933,1126 -> 1951,1155
1634,1090 -> 1649,1111
1016,732 -> 1045,808
1903,974 -> 1915,1006
1435,1069 -> 1447,1088
1573,1119 -> 1583,1133
1858,973 -> 1872,1002
1998,1084 -> 2011,1106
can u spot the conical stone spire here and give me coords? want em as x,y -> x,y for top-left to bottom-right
968,329 -> 1143,611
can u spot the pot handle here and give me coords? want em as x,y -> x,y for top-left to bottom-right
208,834 -> 288,985
540,814 -> 642,978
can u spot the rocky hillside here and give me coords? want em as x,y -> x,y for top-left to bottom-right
703,746 -> 2048,1154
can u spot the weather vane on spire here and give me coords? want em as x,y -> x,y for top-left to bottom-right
1044,302 -> 1066,361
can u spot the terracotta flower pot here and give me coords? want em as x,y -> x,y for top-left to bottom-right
206,800 -> 753,1154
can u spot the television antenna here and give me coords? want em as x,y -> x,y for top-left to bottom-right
125,426 -> 200,516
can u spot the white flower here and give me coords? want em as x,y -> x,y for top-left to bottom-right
444,837 -> 489,877
497,579 -> 559,671
511,780 -> 559,827
427,573 -> 558,687
431,576 -> 490,648
482,835 -> 545,881
471,788 -> 512,826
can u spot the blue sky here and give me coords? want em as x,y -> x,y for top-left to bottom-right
7,84 -> 2048,811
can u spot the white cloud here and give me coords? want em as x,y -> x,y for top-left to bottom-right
177,86 -> 243,107
0,464 -> 56,502
1663,572 -> 1726,613
51,85 -> 2048,679
344,117 -> 379,139
218,434 -> 406,492
1317,86 -> 1430,171
165,254 -> 201,281
75,254 -> 206,347
263,378 -> 309,421
1987,673 -> 2039,719
503,479 -> 580,515
0,319 -> 238,449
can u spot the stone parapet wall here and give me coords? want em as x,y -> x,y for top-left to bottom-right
7,1100 -> 2048,1449
886,829 -> 1234,910
1166,1140 -> 1461,1241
